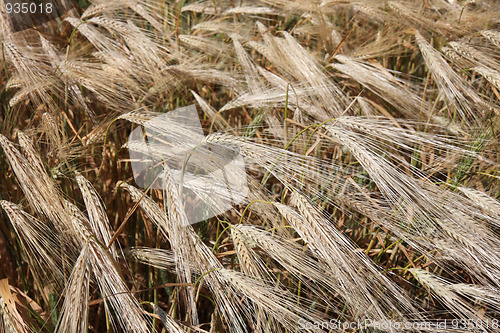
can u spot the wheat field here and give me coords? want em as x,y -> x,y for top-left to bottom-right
0,0 -> 499,332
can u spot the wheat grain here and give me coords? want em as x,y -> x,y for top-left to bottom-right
76,172 -> 118,258
55,244 -> 90,333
